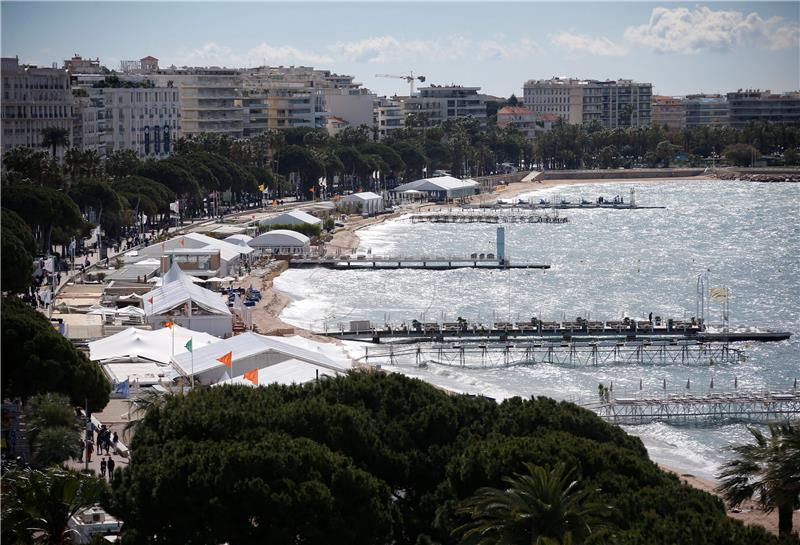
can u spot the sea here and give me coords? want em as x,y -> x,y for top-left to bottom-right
274,179 -> 799,481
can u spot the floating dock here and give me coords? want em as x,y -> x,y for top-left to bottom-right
590,391 -> 800,425
411,212 -> 568,224
289,258 -> 550,270
317,319 -> 791,343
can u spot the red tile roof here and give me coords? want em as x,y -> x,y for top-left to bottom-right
498,106 -> 534,115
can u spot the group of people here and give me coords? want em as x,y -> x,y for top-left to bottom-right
81,421 -> 121,481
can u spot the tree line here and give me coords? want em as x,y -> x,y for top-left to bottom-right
106,371 -> 788,545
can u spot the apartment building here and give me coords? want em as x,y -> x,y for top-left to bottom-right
726,90 -> 800,129
237,93 -> 268,138
496,106 -> 557,140
149,68 -> 243,138
400,85 -> 487,126
1,56 -> 73,159
374,97 -> 405,140
651,96 -> 686,130
523,77 -> 652,128
70,71 -> 181,158
63,54 -> 102,74
683,94 -> 729,127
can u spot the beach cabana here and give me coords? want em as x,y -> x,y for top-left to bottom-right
248,230 -> 311,256
214,358 -> 343,387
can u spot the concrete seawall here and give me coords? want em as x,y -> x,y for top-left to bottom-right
538,168 -> 707,180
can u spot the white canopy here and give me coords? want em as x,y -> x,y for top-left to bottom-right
341,191 -> 382,202
171,332 -> 350,382
260,210 -> 322,227
89,325 -> 221,365
394,176 -> 480,198
249,230 -> 310,249
142,263 -> 231,317
224,234 -> 254,246
184,232 -> 254,260
214,358 -> 343,387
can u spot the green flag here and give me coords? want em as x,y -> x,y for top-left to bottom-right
184,338 -> 193,353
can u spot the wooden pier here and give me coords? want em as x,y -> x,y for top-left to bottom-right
590,391 -> 800,425
290,257 -> 550,270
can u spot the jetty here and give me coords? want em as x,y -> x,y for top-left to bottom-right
318,319 -> 791,344
289,257 -> 550,270
589,391 -> 800,425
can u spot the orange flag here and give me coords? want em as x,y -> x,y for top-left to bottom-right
164,321 -> 173,328
147,296 -> 154,305
244,368 -> 258,386
217,352 -> 232,368
179,238 -> 186,247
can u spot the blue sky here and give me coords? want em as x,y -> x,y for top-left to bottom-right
2,2 -> 798,97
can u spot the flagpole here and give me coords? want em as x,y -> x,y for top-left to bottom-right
191,349 -> 194,389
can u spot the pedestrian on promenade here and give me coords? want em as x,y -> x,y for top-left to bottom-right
112,432 -> 119,454
107,457 -> 115,481
86,441 -> 94,463
100,458 -> 107,479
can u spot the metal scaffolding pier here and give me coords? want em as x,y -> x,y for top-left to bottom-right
360,340 -> 746,369
591,391 -> 800,425
410,212 -> 568,224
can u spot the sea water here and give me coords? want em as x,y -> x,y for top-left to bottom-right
274,180 -> 799,480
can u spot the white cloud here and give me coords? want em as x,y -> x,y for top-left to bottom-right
624,6 -> 800,54
478,38 -> 543,60
167,41 -> 332,68
330,35 -> 542,63
330,35 -> 470,63
549,32 -> 628,56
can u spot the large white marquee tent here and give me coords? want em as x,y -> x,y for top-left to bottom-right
392,176 -> 479,200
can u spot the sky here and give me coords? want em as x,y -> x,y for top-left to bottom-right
2,1 -> 798,98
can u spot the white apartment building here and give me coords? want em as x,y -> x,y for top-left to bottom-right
1,57 -> 73,159
374,97 -> 405,140
237,93 -> 268,137
400,85 -> 487,126
149,68 -> 243,138
523,77 -> 652,128
72,77 -> 181,158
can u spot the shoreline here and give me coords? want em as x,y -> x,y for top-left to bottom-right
659,464 -> 796,536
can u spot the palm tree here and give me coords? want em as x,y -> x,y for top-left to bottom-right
1,467 -> 107,545
717,423 -> 800,538
41,127 -> 70,160
454,462 -> 609,545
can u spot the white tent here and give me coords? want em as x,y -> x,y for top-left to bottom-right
142,263 -> 232,336
393,176 -> 479,200
259,210 -> 322,227
339,192 -> 384,215
170,332 -> 351,385
214,358 -> 343,387
88,325 -> 221,365
249,230 -> 310,256
224,234 -> 254,247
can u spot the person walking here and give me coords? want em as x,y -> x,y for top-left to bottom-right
111,432 -> 119,455
100,457 -> 107,479
86,441 -> 94,463
107,457 -> 115,481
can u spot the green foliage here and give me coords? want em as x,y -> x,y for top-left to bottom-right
104,149 -> 142,180
136,159 -> 200,198
23,393 -> 82,468
40,127 -> 70,158
2,209 -> 37,294
723,144 -> 760,167
261,222 -> 321,237
3,183 -> 88,252
323,217 -> 335,231
1,467 -> 107,545
717,424 -> 800,537
1,297 -> 110,411
110,372 -> 778,545
2,147 -> 66,188
454,462 -> 608,545
784,148 -> 800,166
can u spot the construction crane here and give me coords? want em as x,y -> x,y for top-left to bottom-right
375,71 -> 426,96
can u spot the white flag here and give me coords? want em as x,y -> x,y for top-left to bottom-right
709,287 -> 728,302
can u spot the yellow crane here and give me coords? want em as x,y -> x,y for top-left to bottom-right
375,71 -> 426,95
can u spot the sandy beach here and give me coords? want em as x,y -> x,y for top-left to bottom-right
660,464 -> 797,536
